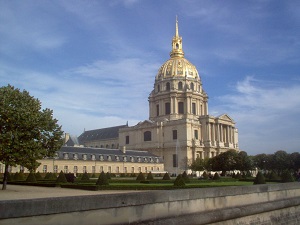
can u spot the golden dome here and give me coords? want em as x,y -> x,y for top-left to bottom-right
156,57 -> 199,80
156,17 -> 199,80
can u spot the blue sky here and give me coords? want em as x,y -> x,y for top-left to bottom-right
1,0 -> 300,155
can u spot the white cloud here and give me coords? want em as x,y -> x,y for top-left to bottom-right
211,76 -> 300,154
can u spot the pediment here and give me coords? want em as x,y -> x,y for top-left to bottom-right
217,114 -> 235,122
135,120 -> 155,128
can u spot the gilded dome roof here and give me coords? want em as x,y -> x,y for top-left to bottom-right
155,17 -> 200,81
156,57 -> 199,80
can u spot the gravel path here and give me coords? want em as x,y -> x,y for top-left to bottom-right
0,184 -> 141,201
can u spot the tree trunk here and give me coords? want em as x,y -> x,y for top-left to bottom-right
2,164 -> 9,190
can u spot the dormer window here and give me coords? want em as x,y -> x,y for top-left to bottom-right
83,154 -> 87,160
63,153 -> 69,160
100,155 -> 104,161
91,154 -> 96,160
73,153 -> 78,160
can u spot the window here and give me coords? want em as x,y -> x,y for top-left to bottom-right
116,167 -> 120,173
130,156 -> 134,162
138,167 -> 141,172
108,166 -> 111,173
166,82 -> 170,91
173,130 -> 177,140
165,102 -> 170,115
156,104 -> 159,116
192,103 -> 196,115
123,156 -> 127,162
43,165 -> 47,173
178,102 -> 184,114
100,166 -> 103,172
178,82 -> 183,90
124,167 -> 127,173
144,131 -> 152,141
108,155 -> 112,161
194,130 -> 199,140
173,154 -> 178,167
73,153 -> 78,160
54,165 -> 58,173
126,135 -> 130,144
83,154 -> 87,160
157,84 -> 160,92
92,166 -> 95,174
83,166 -> 87,173
190,82 -> 194,90
131,167 -> 135,173
63,153 -> 68,160
91,154 -> 96,160
100,155 -> 104,161
64,166 -> 68,173
115,155 -> 120,161
74,166 -> 78,174
111,144 -> 115,149
106,144 -> 109,148
145,167 -> 148,173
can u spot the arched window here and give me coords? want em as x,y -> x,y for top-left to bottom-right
166,82 -> 170,91
157,84 -> 160,92
144,131 -> 152,141
190,83 -> 194,91
178,102 -> 184,114
178,82 -> 183,90
165,102 -> 170,115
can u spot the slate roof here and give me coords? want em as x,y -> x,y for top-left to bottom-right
78,125 -> 127,144
53,146 -> 163,164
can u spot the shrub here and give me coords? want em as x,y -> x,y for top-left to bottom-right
235,172 -> 242,180
97,171 -> 109,185
26,172 -> 37,183
253,171 -> 266,185
162,172 -> 171,180
44,172 -> 52,180
13,172 -> 22,181
246,171 -> 252,177
91,173 -> 96,178
106,172 -> 111,180
35,171 -> 43,180
7,172 -> 13,181
146,172 -> 154,180
182,171 -> 190,183
269,171 -> 280,180
56,171 -> 68,183
281,170 -> 294,183
130,173 -> 136,177
81,172 -> 90,181
232,172 -> 236,178
202,171 -> 208,180
65,173 -> 75,183
174,174 -> 185,187
136,172 -> 145,181
213,173 -> 220,180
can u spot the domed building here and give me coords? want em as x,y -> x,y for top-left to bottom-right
118,19 -> 239,173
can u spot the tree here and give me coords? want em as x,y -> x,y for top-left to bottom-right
136,172 -> 145,181
189,158 -> 210,172
146,172 -> 154,180
162,172 -> 171,180
0,85 -> 63,190
211,150 -> 238,174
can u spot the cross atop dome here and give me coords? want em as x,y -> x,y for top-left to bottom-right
170,16 -> 184,58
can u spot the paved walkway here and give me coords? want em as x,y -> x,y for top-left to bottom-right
0,184 -> 141,201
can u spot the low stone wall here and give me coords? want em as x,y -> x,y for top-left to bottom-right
1,183 -> 300,225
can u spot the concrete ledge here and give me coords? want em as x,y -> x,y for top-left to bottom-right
1,182 -> 300,224
137,197 -> 300,225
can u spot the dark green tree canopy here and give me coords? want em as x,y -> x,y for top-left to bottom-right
0,84 -> 63,189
